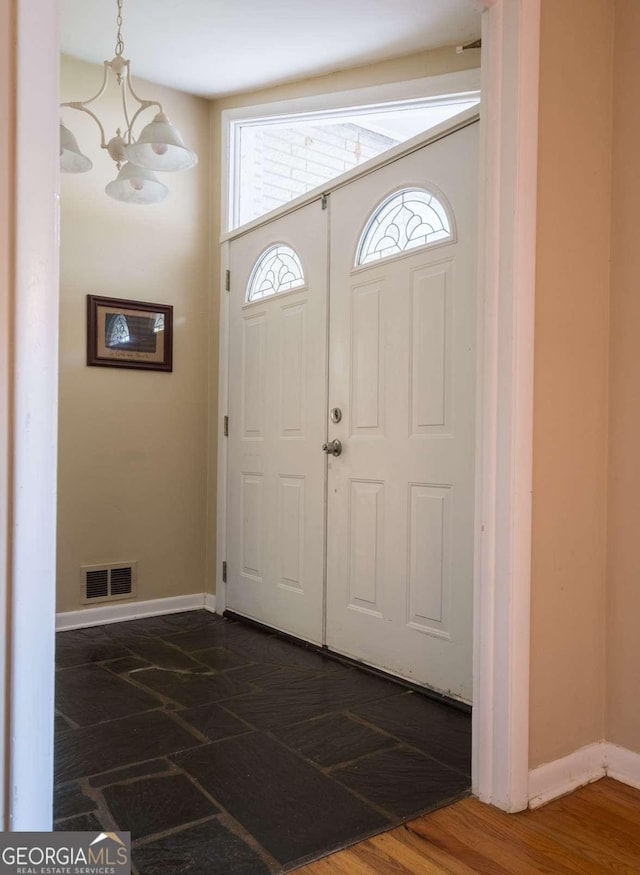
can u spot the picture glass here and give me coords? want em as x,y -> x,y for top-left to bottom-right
88,296 -> 172,371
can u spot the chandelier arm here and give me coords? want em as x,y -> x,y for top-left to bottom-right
121,76 -> 132,139
59,103 -> 108,149
67,62 -> 111,109
126,70 -> 163,116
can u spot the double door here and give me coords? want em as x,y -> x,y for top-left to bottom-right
226,120 -> 478,701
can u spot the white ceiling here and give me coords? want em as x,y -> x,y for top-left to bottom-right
60,0 -> 481,99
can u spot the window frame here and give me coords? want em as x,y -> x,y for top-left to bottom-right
221,68 -> 481,235
354,184 -> 456,268
245,242 -> 307,304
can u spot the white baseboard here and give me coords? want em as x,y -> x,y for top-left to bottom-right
56,593 -> 217,631
528,742 -> 605,809
529,740 -> 640,807
604,743 -> 640,791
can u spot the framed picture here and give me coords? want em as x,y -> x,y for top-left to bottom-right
87,295 -> 173,372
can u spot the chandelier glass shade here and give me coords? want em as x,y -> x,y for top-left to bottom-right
60,122 -> 93,173
124,112 -> 197,172
105,162 -> 168,205
60,0 -> 197,205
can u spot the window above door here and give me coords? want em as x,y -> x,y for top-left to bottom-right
222,69 -> 480,234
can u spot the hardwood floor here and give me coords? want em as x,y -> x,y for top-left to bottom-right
296,778 -> 640,873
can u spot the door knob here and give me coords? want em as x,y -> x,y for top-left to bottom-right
322,439 -> 342,457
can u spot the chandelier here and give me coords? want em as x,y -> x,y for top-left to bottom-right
59,0 -> 197,205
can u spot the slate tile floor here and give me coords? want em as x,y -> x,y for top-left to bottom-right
54,611 -> 471,874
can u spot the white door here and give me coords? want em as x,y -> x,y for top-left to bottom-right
325,122 -> 479,701
226,200 -> 328,644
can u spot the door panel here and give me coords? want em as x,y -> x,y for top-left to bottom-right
226,201 -> 328,644
325,123 -> 479,701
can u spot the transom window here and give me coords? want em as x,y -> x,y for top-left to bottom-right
356,187 -> 453,266
225,72 -> 480,231
246,243 -> 305,302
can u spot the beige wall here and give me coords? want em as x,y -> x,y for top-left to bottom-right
529,0 -> 613,768
57,55 -> 211,612
607,0 -> 640,753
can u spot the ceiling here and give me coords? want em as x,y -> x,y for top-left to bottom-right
60,0 -> 481,99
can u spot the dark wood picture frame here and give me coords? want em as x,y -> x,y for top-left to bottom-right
87,295 -> 173,372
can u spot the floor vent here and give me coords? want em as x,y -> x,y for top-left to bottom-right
81,562 -> 137,605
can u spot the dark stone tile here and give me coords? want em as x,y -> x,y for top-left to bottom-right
109,612 -> 220,643
106,611 -> 219,641
137,621 -> 348,692
232,635 -> 345,674
191,647 -> 252,671
163,619 -> 281,655
56,664 -> 161,726
106,617 -> 175,639
56,628 -> 130,668
162,627 -> 231,653
350,691 -> 472,775
332,746 -> 470,819
174,733 -> 388,865
219,663 -> 281,685
178,622 -> 345,675
123,637 -> 209,672
55,713 -> 73,733
54,813 -> 103,832
89,759 -> 173,788
133,819 -> 270,875
156,610 -> 222,632
104,656 -> 152,674
54,782 -> 98,819
274,713 -> 398,767
224,669 -> 401,730
103,774 -> 219,840
243,666 -> 321,690
134,668 -> 251,708
55,711 -> 200,784
179,703 -> 251,742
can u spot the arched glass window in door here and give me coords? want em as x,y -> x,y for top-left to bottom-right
246,243 -> 305,302
356,187 -> 453,266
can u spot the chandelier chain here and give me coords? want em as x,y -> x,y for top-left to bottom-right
115,0 -> 125,57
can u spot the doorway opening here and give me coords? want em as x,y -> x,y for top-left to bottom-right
5,0 -> 540,835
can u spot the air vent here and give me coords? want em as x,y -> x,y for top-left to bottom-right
110,566 -> 133,596
85,569 -> 109,600
80,562 -> 137,605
